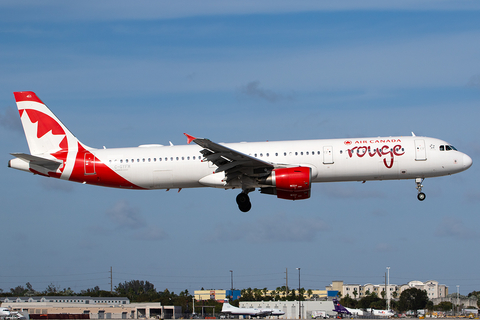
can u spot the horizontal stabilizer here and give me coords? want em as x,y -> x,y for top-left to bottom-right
11,153 -> 63,171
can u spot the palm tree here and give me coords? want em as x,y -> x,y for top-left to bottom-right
262,288 -> 269,299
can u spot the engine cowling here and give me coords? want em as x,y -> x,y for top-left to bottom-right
260,166 -> 312,200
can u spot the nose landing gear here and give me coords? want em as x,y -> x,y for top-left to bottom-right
416,178 -> 426,201
236,189 -> 253,212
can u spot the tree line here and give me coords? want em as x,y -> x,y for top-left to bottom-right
1,282 -> 479,315
0,281 -> 194,313
338,288 -> 479,315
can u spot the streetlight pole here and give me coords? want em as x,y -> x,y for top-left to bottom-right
296,268 -> 301,319
386,267 -> 390,310
457,285 -> 460,316
230,270 -> 234,300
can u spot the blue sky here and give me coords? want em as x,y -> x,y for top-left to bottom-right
1,1 -> 480,296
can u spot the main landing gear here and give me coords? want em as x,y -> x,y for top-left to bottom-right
416,178 -> 426,201
236,189 -> 253,212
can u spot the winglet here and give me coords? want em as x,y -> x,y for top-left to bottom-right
184,133 -> 196,144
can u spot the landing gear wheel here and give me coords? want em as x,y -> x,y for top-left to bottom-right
415,178 -> 426,202
417,192 -> 426,201
236,193 -> 251,212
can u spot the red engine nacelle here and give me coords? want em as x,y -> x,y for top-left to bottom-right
261,166 -> 312,200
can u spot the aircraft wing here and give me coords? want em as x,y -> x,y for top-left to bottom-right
185,134 -> 274,183
11,153 -> 63,171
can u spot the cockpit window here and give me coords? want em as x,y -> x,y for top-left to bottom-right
440,145 -> 457,151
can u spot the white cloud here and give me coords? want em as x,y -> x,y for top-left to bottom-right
1,1 -> 480,23
206,212 -> 329,243
0,106 -> 23,134
435,216 -> 478,240
106,200 -> 146,229
134,226 -> 168,241
238,81 -> 295,103
467,74 -> 480,90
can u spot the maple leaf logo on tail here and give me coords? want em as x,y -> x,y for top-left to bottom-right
13,91 -> 89,178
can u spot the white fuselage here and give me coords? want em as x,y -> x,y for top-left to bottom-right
86,136 -> 470,190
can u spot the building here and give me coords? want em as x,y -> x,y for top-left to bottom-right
398,280 -> 448,299
0,296 -> 181,319
240,300 -> 335,319
194,290 -> 241,302
329,280 -> 448,301
194,289 -> 330,302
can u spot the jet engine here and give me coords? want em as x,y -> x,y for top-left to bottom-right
260,166 -> 311,200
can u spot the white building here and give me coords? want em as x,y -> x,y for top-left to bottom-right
329,280 -> 447,301
240,300 -> 335,319
0,297 -> 181,319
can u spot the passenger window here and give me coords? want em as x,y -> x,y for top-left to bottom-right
300,152 -> 303,155
295,152 -> 298,156
284,152 -> 287,156
275,153 -> 278,156
306,152 -> 309,155
148,158 -> 151,162
193,156 -> 196,160
266,153 -> 269,157
187,156 -> 190,160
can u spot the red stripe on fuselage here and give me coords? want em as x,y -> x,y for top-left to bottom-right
69,143 -> 145,189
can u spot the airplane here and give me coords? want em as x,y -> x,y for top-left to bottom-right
8,91 -> 473,212
258,308 -> 285,317
221,300 -> 284,317
367,308 -> 395,317
332,299 -> 364,316
0,308 -> 11,318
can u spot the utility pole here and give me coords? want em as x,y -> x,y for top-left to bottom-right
110,266 -> 113,294
285,268 -> 289,297
230,270 -> 234,299
384,272 -> 387,303
297,267 -> 301,319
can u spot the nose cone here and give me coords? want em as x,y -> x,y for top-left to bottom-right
463,154 -> 473,170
